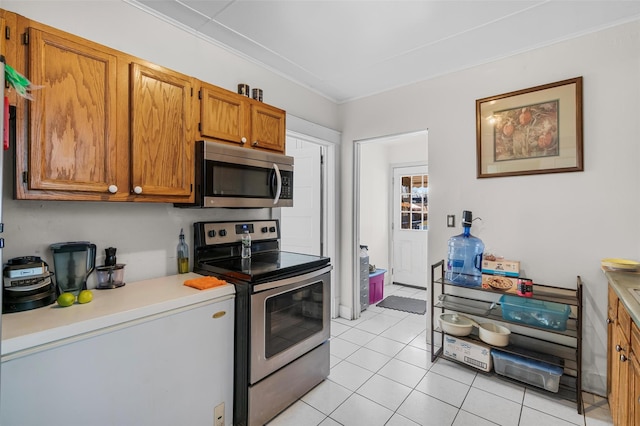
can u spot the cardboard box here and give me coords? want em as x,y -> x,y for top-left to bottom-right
481,259 -> 520,277
481,274 -> 519,294
443,335 -> 492,372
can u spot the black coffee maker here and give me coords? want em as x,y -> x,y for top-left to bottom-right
3,256 -> 57,313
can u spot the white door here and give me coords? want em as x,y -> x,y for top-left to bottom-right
281,138 -> 323,256
392,165 -> 428,288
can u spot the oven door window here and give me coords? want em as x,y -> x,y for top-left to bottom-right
265,281 -> 323,358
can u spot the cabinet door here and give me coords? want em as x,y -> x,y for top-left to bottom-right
632,353 -> 640,426
199,83 -> 249,145
250,102 -> 286,153
608,286 -> 619,401
613,320 -> 630,426
1,11 -> 18,105
25,27 -> 119,195
130,62 -> 193,199
629,322 -> 640,426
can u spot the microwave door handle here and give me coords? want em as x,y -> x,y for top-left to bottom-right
272,163 -> 282,204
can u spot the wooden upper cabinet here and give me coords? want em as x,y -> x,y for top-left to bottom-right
1,10 -> 18,104
24,26 -> 120,197
130,62 -> 194,199
11,11 -> 286,202
198,82 -> 286,153
251,102 -> 286,152
199,82 -> 248,145
14,17 -> 195,202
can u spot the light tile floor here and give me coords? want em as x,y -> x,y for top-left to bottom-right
268,284 -> 613,426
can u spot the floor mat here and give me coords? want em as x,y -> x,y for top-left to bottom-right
376,295 -> 426,315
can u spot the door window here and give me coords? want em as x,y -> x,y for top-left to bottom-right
400,174 -> 428,230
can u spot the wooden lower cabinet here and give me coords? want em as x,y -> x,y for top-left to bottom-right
612,320 -> 630,425
608,285 -> 640,426
630,324 -> 640,425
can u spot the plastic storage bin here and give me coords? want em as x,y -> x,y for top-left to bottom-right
369,269 -> 386,304
360,246 -> 369,311
491,349 -> 563,392
500,295 -> 571,331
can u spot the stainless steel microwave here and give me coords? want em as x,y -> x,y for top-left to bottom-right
178,140 -> 294,208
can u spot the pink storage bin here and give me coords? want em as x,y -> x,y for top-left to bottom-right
369,269 -> 386,304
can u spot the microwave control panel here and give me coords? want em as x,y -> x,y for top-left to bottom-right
280,172 -> 293,199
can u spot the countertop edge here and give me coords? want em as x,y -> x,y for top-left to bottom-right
1,273 -> 235,358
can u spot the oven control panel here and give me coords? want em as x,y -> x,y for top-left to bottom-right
200,220 -> 279,245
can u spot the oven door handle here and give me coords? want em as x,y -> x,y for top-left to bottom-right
271,163 -> 282,205
253,265 -> 332,293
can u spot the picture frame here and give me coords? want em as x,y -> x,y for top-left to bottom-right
476,77 -> 583,178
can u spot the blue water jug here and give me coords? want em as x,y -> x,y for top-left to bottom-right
445,210 -> 484,287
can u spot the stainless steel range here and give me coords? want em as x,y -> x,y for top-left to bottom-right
193,220 -> 332,426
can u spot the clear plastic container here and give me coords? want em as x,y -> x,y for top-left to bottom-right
241,230 -> 252,259
500,295 -> 571,331
491,349 -> 563,392
96,264 -> 125,289
445,211 -> 484,287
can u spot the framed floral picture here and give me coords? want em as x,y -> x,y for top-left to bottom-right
476,77 -> 583,178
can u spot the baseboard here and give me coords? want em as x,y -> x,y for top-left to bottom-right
392,282 -> 427,290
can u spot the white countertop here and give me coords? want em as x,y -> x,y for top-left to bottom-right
1,273 -> 235,358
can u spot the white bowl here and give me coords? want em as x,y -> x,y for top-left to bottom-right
439,313 -> 474,336
478,322 -> 510,346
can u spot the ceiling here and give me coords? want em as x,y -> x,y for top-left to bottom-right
129,1 -> 640,103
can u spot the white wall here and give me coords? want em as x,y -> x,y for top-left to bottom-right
339,20 -> 640,395
1,1 -> 340,284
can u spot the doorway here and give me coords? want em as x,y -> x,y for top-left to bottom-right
280,138 -> 324,256
280,119 -> 339,317
392,165 -> 428,289
355,130 -> 428,316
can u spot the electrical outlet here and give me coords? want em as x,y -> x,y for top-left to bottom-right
214,402 -> 224,426
447,214 -> 455,227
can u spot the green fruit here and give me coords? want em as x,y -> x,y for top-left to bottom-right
57,292 -> 76,307
77,290 -> 93,304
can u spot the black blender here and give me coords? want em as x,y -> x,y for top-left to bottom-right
50,242 -> 97,296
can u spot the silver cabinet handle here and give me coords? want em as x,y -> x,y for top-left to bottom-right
108,185 -> 118,194
621,354 -> 628,362
252,141 -> 259,147
616,344 -> 624,352
134,186 -> 143,194
607,318 -> 612,324
240,137 -> 247,144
